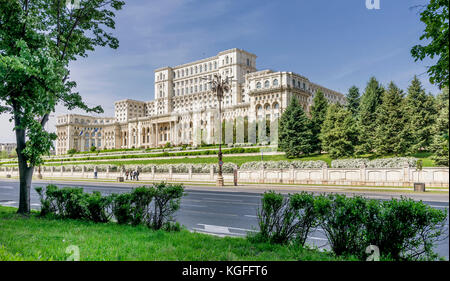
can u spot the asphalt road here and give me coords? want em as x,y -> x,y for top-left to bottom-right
0,179 -> 448,260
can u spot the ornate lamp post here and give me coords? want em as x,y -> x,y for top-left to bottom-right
203,74 -> 232,186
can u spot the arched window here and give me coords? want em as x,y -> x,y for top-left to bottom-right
265,104 -> 270,111
264,80 -> 270,88
273,103 -> 279,110
292,79 -> 296,87
256,82 -> 261,89
273,79 -> 279,86
226,56 -> 229,64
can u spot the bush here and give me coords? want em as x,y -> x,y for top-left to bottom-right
365,197 -> 447,261
254,191 -> 319,246
35,185 -> 89,220
86,191 -> 114,223
111,193 -> 133,224
148,182 -> 184,230
130,187 -> 155,226
240,160 -> 326,170
331,157 -> 418,168
314,194 -> 368,259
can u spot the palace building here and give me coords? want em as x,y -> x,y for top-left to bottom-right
55,48 -> 345,155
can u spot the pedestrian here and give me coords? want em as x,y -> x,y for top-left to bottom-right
125,170 -> 129,180
94,166 -> 98,179
136,169 -> 140,181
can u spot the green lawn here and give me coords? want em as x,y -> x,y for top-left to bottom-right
0,206 -> 345,261
35,152 -> 437,168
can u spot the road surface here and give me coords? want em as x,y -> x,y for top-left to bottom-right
0,179 -> 448,260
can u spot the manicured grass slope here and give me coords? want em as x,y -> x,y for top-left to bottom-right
0,207 -> 344,261
41,152 -> 436,168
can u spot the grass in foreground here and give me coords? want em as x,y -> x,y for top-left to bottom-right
0,206 -> 346,261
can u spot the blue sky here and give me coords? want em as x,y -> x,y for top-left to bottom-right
0,0 -> 441,142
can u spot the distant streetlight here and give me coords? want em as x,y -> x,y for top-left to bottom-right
202,74 -> 233,186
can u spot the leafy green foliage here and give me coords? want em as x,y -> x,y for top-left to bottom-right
254,191 -> 319,247
310,90 -> 329,153
430,87 -> 449,166
315,194 -> 368,259
374,82 -> 410,155
279,97 -> 314,158
404,76 -> 436,152
411,0 -> 449,88
356,77 -> 384,154
346,86 -> 360,116
35,182 -> 184,231
320,104 -> 358,159
365,197 -> 447,261
252,192 -> 448,260
0,0 -> 125,214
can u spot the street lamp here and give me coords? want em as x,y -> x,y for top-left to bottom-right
202,74 -> 233,186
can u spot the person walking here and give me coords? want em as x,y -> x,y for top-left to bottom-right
136,169 -> 140,181
125,170 -> 129,180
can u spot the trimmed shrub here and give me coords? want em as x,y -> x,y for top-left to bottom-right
86,191 -> 114,223
111,193 -> 133,224
331,157 -> 418,168
314,194 -> 368,259
365,197 -> 447,261
240,160 -> 326,170
254,191 -> 319,246
148,182 -> 185,230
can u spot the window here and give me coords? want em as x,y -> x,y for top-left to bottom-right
226,56 -> 229,64
199,65 -> 202,72
273,79 -> 279,86
264,80 -> 270,88
256,82 -> 261,89
214,61 -> 217,69
247,58 -> 250,66
292,79 -> 296,87
273,103 -> 279,110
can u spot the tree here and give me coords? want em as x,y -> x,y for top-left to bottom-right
310,90 -> 328,153
404,76 -> 436,152
373,82 -> 410,155
430,87 -> 449,166
346,86 -> 360,117
279,97 -> 314,158
0,0 -> 125,214
356,77 -> 384,154
320,104 -> 358,159
411,0 -> 449,89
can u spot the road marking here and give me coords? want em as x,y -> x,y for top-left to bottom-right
307,237 -> 328,241
182,209 -> 238,217
198,224 -> 257,233
245,215 -> 257,218
180,204 -> 206,208
0,201 -> 16,205
0,186 -> 14,189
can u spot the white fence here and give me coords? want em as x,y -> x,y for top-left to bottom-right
1,165 -> 448,187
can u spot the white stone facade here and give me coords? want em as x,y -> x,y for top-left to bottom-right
56,48 -> 345,155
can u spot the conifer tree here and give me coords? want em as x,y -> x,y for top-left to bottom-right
346,86 -> 360,117
320,104 -> 358,159
430,87 -> 449,166
405,76 -> 437,152
310,90 -> 328,153
356,77 -> 384,154
374,82 -> 410,155
279,97 -> 314,158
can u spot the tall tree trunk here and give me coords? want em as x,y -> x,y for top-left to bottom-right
13,106 -> 34,214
